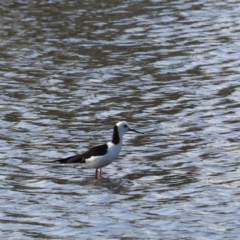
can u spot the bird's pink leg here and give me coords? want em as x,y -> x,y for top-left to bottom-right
95,168 -> 102,179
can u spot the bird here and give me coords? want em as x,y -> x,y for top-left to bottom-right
50,121 -> 143,179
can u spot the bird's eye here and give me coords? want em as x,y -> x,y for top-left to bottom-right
124,125 -> 127,128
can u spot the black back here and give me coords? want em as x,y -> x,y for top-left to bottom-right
54,144 -> 108,164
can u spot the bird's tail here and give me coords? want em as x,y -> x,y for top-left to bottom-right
53,158 -> 69,164
43,157 -> 70,164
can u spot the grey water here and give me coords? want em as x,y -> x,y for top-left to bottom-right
1,0 -> 240,239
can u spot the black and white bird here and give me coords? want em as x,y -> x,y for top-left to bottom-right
51,121 -> 143,179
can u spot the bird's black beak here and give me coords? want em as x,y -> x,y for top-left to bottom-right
129,128 -> 144,134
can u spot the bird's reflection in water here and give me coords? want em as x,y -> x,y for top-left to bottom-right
84,177 -> 133,194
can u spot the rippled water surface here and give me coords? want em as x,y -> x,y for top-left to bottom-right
1,0 -> 240,239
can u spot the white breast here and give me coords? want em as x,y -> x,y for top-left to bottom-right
85,142 -> 122,169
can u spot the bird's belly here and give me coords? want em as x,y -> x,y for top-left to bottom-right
85,145 -> 121,169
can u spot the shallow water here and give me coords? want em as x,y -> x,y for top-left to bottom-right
1,0 -> 240,239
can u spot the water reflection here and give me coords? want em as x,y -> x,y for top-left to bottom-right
0,0 -> 240,239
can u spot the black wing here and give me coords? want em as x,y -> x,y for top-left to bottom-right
52,144 -> 108,164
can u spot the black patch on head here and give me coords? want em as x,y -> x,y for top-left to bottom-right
53,144 -> 108,164
112,125 -> 120,144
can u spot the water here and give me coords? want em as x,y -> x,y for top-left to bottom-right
1,0 -> 240,239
